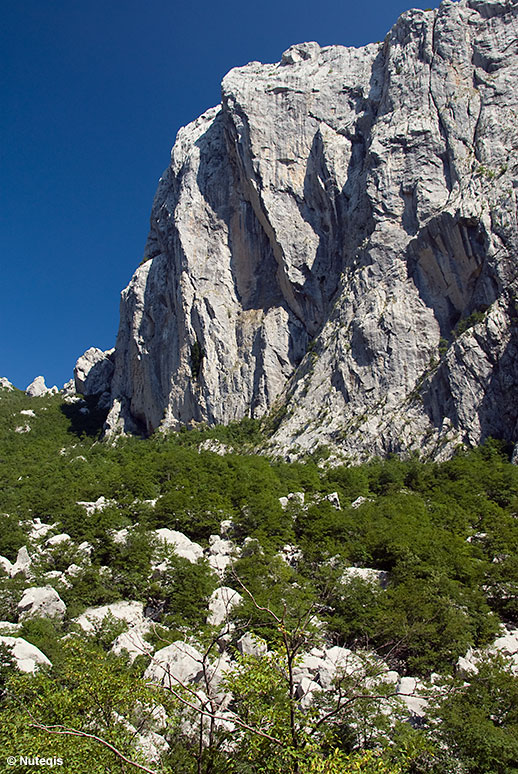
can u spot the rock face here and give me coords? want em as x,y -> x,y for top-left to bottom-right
26,376 -> 58,398
101,0 -> 518,460
74,347 -> 115,397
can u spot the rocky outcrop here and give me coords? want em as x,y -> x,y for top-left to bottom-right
100,0 -> 518,460
74,347 -> 115,397
26,376 -> 58,398
10,546 -> 32,578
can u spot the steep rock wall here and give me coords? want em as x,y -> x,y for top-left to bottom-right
103,0 -> 518,460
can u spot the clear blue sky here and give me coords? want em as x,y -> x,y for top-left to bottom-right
1,0 -> 440,390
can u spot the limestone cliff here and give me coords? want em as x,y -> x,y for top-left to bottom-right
91,0 -> 518,460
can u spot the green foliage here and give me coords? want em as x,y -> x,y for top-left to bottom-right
1,387 -> 518,771
454,309 -> 486,338
190,339 -> 205,379
438,336 -> 449,357
0,514 -> 26,562
0,637 -> 158,773
434,656 -> 518,773
0,643 -> 16,698
146,551 -> 218,630
229,549 -> 318,645
17,617 -> 64,664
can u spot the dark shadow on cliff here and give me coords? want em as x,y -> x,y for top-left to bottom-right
475,323 -> 518,446
289,45 -> 385,345
418,306 -> 518,447
406,211 -> 500,338
60,395 -> 110,438
194,109 -> 309,370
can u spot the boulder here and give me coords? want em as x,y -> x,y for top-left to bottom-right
113,711 -> 169,763
237,632 -> 268,658
76,496 -> 112,515
25,376 -> 57,397
30,519 -> 57,541
74,601 -> 145,633
279,492 -> 305,509
144,641 -> 204,686
207,587 -> 243,627
111,625 -> 153,663
0,377 -> 14,391
219,519 -> 236,537
397,676 -> 428,718
135,730 -> 169,764
0,622 -> 21,634
64,564 -> 82,578
18,586 -> 66,621
208,535 -> 235,556
0,556 -> 13,575
43,571 -> 71,589
456,654 -> 479,678
154,528 -> 203,563
10,546 -> 32,578
111,528 -> 129,545
341,567 -> 389,589
295,675 -> 320,709
207,554 -> 232,576
132,701 -> 169,733
278,544 -> 303,567
0,636 -> 51,672
45,533 -> 72,547
198,439 -> 233,455
318,646 -> 364,689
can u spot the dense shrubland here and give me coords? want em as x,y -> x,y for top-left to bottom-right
0,386 -> 517,772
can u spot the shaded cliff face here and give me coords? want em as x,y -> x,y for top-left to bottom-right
103,0 -> 518,460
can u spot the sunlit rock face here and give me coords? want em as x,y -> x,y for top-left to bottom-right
105,0 -> 518,460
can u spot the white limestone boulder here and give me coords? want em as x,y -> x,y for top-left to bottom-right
18,586 -> 66,621
0,622 -> 21,634
144,641 -> 204,686
237,632 -> 268,658
0,556 -> 13,575
154,528 -> 203,563
10,546 -> 32,578
76,496 -> 112,515
74,601 -> 146,633
295,675 -> 320,709
111,625 -> 153,663
0,636 -> 52,672
341,567 -> 389,589
207,587 -> 243,627
30,519 -> 57,541
45,533 -> 72,548
397,676 -> 428,718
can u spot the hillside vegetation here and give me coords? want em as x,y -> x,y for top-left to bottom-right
0,385 -> 517,773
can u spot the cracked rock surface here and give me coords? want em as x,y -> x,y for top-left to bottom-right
101,0 -> 518,460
